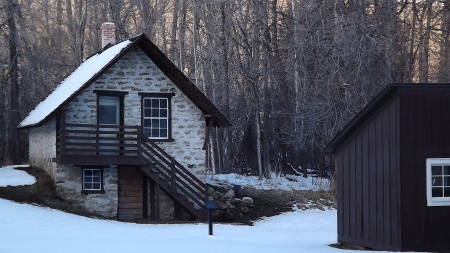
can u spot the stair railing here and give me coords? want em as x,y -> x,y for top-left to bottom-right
137,131 -> 207,217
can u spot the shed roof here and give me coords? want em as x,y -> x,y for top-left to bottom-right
18,33 -> 231,129
323,83 -> 450,153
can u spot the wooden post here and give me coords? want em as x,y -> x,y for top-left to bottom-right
149,179 -> 160,221
143,176 -> 148,219
170,157 -> 176,194
205,184 -> 209,221
202,117 -> 214,150
59,112 -> 66,161
174,201 -> 182,220
136,128 -> 142,158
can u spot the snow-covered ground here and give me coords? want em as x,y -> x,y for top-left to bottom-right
0,166 -> 396,253
207,172 -> 330,191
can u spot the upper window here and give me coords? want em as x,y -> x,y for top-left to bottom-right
82,167 -> 104,193
426,158 -> 450,206
141,93 -> 174,140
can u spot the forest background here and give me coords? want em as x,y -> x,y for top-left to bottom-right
0,0 -> 447,178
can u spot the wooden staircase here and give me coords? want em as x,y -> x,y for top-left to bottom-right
138,133 -> 207,221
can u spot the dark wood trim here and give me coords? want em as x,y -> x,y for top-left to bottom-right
81,190 -> 106,194
151,138 -> 175,143
143,176 -> 148,219
96,94 -> 125,125
149,179 -> 156,220
203,117 -> 214,150
60,156 -> 146,166
93,90 -> 129,96
174,201 -> 182,220
75,164 -> 108,168
148,179 -> 160,221
138,92 -> 175,97
338,235 -> 401,252
117,166 -> 122,221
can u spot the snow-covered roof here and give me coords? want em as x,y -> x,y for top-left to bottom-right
18,33 -> 231,129
18,40 -> 132,128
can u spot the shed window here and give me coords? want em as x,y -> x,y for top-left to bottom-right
426,158 -> 450,206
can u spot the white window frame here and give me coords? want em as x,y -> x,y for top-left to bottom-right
142,97 -> 169,140
82,168 -> 103,192
426,158 -> 450,206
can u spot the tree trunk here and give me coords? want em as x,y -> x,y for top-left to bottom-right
169,0 -> 180,60
439,0 -> 450,82
220,1 -> 232,170
7,0 -> 21,164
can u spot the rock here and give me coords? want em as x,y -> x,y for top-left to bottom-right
225,189 -> 235,199
242,197 -> 254,207
213,192 -> 221,200
218,202 -> 228,210
239,206 -> 250,213
208,187 -> 215,195
229,198 -> 242,206
225,200 -> 236,209
296,203 -> 308,210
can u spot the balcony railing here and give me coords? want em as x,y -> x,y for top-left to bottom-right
56,122 -> 145,165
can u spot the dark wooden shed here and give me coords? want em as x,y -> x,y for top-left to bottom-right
324,83 -> 450,252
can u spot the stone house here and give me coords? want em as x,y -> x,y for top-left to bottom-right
18,23 -> 231,221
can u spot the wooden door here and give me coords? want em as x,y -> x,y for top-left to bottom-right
118,166 -> 144,221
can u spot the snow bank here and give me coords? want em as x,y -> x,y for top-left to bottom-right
0,165 -> 36,187
207,173 -> 330,191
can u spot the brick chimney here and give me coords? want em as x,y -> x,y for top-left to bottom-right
101,22 -> 115,48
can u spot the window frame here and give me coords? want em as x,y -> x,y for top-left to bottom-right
139,92 -> 174,142
426,158 -> 450,206
81,167 -> 105,194
94,90 -> 127,126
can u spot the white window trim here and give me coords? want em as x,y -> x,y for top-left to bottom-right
82,168 -> 103,192
143,97 -> 169,140
426,158 -> 450,206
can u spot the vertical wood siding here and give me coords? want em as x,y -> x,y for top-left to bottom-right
118,166 -> 144,221
337,94 -> 401,250
400,90 -> 450,252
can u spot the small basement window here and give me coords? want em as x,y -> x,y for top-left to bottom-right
426,158 -> 450,206
82,167 -> 104,193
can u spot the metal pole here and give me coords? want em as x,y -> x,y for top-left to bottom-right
208,208 -> 213,235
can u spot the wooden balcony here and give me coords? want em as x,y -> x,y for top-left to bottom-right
57,122 -> 146,165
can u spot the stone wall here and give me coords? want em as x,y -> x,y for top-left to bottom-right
28,118 -> 118,217
208,186 -> 254,222
55,164 -> 119,217
28,118 -> 58,180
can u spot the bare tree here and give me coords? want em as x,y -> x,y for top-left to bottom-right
6,0 -> 20,164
